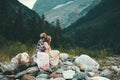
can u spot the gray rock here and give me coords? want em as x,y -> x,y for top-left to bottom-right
55,68 -> 63,74
2,77 -> 14,80
111,66 -> 120,72
86,76 -> 110,80
36,78 -> 48,80
36,74 -> 49,79
100,69 -> 111,78
63,61 -> 73,66
75,54 -> 100,72
0,75 -> 5,79
15,70 -> 27,79
60,53 -> 69,61
69,65 -> 81,73
73,72 -> 86,80
62,70 -> 75,79
87,72 -> 96,77
26,66 -> 39,76
53,78 -> 65,80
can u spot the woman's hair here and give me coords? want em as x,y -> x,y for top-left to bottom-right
46,35 -> 51,45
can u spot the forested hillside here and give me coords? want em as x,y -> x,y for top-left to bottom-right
0,0 -> 72,49
63,0 -> 120,53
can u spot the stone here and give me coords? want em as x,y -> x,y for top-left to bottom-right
63,61 -> 73,66
110,66 -> 120,72
87,72 -> 96,77
100,69 -> 111,78
62,70 -> 75,79
68,65 -> 81,73
60,53 -> 69,61
26,66 -> 39,76
36,74 -> 49,79
75,54 -> 100,72
0,75 -> 5,79
20,74 -> 36,80
53,78 -> 65,80
50,73 -> 63,78
36,78 -> 48,80
15,70 -> 27,79
73,72 -> 86,80
86,76 -> 110,80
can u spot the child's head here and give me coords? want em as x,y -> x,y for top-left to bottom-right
40,32 -> 47,39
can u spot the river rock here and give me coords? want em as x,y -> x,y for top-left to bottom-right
62,70 -> 75,79
73,72 -> 86,79
75,54 -> 100,72
86,76 -> 110,80
100,69 -> 111,78
60,53 -> 69,62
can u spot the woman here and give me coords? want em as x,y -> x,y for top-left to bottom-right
34,33 -> 51,71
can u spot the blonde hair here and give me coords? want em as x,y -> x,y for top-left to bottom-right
46,35 -> 51,45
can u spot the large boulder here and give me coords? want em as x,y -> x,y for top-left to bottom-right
75,54 -> 100,72
86,76 -> 110,80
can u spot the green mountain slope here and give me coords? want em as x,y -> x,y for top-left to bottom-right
0,0 -> 71,48
63,0 -> 120,53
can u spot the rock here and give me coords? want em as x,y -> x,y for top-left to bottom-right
63,61 -> 73,66
62,70 -> 75,79
52,78 -> 65,80
15,70 -> 27,79
36,78 -> 48,80
87,72 -> 96,77
36,74 -> 49,79
0,75 -> 5,79
26,66 -> 39,76
60,53 -> 69,61
73,72 -> 86,80
68,65 -> 81,73
75,54 -> 100,72
110,66 -> 120,72
50,73 -> 63,78
20,74 -> 36,80
55,68 -> 63,74
100,69 -> 111,78
86,76 -> 110,80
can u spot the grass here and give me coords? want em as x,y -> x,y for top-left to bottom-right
0,41 -> 35,62
0,42 -> 113,64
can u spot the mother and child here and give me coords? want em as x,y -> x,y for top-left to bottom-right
34,32 -> 60,71
0,32 -> 60,78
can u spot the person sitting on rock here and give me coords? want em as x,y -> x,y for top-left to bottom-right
33,32 -> 52,72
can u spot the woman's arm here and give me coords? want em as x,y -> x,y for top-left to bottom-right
44,42 -> 51,52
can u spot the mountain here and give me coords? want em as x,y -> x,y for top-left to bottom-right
63,0 -> 120,53
0,0 -> 72,48
33,0 -> 101,28
0,0 -> 41,43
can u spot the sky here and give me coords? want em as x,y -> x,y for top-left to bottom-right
18,0 -> 37,9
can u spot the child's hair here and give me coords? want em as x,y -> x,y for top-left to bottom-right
40,32 -> 47,39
